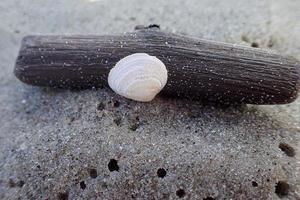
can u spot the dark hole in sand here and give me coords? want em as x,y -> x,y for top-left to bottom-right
129,115 -> 140,131
157,168 -> 167,178
279,143 -> 295,157
8,179 -> 24,188
80,181 -> 86,190
176,189 -> 186,198
113,100 -> 120,107
89,168 -> 98,178
251,42 -> 259,48
148,24 -> 160,29
108,159 -> 119,172
203,197 -> 215,200
17,180 -> 25,187
129,122 -> 139,131
252,181 -> 258,187
97,102 -> 105,111
58,192 -> 69,200
275,181 -> 289,197
113,117 -> 122,126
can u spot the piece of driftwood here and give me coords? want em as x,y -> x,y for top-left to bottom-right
14,27 -> 300,104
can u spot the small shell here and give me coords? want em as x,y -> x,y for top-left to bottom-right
108,53 -> 168,102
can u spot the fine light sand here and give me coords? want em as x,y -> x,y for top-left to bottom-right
0,0 -> 299,199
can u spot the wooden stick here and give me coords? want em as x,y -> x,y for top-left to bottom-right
14,27 -> 300,104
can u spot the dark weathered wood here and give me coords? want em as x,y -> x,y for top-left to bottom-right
14,28 -> 300,104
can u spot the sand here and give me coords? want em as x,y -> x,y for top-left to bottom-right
0,0 -> 299,199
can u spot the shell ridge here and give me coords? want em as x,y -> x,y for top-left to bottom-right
108,53 -> 168,102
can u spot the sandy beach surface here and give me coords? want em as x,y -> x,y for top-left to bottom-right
0,0 -> 299,199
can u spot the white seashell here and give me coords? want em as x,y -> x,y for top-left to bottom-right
108,53 -> 168,102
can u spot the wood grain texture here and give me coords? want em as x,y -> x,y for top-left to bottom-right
14,28 -> 300,104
